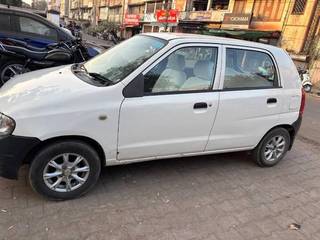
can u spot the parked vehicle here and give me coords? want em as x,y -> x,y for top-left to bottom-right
0,6 -> 100,61
0,34 -> 304,200
298,68 -> 312,92
0,38 -> 89,85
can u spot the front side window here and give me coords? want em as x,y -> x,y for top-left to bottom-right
84,35 -> 166,84
224,48 -> 278,89
144,46 -> 218,94
18,17 -> 57,40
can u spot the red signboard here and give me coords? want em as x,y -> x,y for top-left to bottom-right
124,14 -> 140,26
156,9 -> 177,23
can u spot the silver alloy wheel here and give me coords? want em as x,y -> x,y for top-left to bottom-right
264,135 -> 286,162
43,153 -> 90,193
0,64 -> 25,84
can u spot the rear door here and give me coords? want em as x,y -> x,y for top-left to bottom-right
117,44 -> 222,160
206,46 -> 283,151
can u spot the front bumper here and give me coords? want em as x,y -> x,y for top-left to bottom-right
0,135 -> 40,179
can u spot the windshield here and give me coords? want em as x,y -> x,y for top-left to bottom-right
84,35 -> 167,84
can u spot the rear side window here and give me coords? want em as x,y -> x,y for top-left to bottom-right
224,48 -> 278,89
18,16 -> 58,40
0,14 -> 11,31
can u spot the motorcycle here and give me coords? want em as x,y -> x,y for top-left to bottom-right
0,38 -> 89,86
298,68 -> 313,93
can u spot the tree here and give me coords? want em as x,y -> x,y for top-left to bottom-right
0,0 -> 22,7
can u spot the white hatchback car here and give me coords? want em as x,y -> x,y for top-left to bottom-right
0,33 -> 304,199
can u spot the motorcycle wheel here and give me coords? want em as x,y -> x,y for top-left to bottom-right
0,61 -> 28,87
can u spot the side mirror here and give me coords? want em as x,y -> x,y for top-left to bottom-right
122,74 -> 144,98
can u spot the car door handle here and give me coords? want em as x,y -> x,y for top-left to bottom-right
267,98 -> 277,104
194,102 -> 208,109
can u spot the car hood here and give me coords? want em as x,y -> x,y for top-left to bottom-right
0,65 -> 102,117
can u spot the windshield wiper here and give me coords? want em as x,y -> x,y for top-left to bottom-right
88,72 -> 113,86
73,64 -> 113,86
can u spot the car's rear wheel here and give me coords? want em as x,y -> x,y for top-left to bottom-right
253,128 -> 290,167
29,141 -> 101,200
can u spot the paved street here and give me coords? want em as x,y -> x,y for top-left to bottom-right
1,95 -> 320,240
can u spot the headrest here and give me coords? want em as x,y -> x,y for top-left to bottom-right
194,60 -> 214,81
167,54 -> 185,71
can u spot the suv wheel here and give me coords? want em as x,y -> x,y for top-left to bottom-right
253,128 -> 290,167
29,141 -> 101,200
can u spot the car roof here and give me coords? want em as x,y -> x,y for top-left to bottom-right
143,32 -> 282,52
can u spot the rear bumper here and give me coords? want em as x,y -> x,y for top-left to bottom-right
0,135 -> 40,179
290,115 -> 302,149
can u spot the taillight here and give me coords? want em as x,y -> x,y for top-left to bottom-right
299,88 -> 306,116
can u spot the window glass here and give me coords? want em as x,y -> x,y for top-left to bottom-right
19,17 -> 57,40
146,2 -> 155,13
292,0 -> 307,14
224,48 -> 278,89
144,47 -> 218,94
0,14 -> 11,31
84,35 -> 166,83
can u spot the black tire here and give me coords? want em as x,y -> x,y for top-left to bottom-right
0,60 -> 26,86
252,128 -> 290,167
29,141 -> 101,200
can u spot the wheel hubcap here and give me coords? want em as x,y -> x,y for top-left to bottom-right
43,153 -> 90,193
264,135 -> 286,162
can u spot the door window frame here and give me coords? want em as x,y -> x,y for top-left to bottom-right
141,43 -> 222,96
219,45 -> 282,91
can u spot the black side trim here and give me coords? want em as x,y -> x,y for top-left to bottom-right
0,135 -> 40,179
289,115 -> 302,150
123,73 -> 144,98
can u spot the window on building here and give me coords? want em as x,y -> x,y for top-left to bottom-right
152,26 -> 159,32
233,0 -> 246,14
224,48 -> 278,89
252,0 -> 285,21
155,1 -> 163,11
192,0 -> 208,11
211,0 -> 229,10
128,5 -> 144,14
292,0 -> 307,15
143,25 -> 153,32
144,47 -> 218,94
146,2 -> 155,13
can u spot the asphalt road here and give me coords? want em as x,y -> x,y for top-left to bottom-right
299,94 -> 320,144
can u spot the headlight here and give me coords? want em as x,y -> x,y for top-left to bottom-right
0,113 -> 15,136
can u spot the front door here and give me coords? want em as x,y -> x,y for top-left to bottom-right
206,46 -> 283,151
118,45 -> 221,160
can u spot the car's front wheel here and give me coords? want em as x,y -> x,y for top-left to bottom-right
253,128 -> 291,167
29,141 -> 101,200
